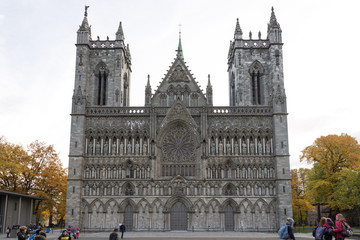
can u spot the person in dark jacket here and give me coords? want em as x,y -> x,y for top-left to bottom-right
286,217 -> 296,240
58,229 -> 71,240
109,228 -> 119,240
34,231 -> 46,240
119,223 -> 126,239
17,226 -> 29,240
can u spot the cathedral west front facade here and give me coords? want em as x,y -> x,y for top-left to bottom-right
65,7 -> 292,231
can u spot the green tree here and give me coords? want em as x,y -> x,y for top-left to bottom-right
300,134 -> 360,217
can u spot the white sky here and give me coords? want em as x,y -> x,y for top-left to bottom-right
0,0 -> 359,169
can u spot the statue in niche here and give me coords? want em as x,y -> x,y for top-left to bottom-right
88,141 -> 93,155
247,185 -> 251,195
120,141 -> 124,155
112,141 -> 117,155
226,141 -> 231,155
104,141 -> 109,155
242,142 -> 247,155
95,141 -> 101,155
135,142 -> 140,155
219,142 -> 223,155
234,141 -> 239,155
210,141 -> 216,155
143,142 -> 147,155
127,142 -> 132,155
257,141 -> 262,155
250,141 -> 255,155
266,140 -> 271,154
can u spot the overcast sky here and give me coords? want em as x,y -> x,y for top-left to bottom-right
0,0 -> 359,169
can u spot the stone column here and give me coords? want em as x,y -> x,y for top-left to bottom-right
215,137 -> 219,155
140,138 -> 143,155
101,138 -> 104,155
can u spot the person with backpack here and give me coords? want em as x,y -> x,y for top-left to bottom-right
313,217 -> 333,240
332,214 -> 352,240
109,228 -> 119,240
278,217 -> 295,240
323,218 -> 335,240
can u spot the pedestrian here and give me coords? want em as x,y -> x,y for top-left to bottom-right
119,223 -> 126,239
278,217 -> 295,240
313,217 -> 333,240
17,226 -> 29,240
58,229 -> 71,240
6,226 -> 11,238
34,231 -> 46,240
333,214 -> 347,240
109,228 -> 119,240
75,227 -> 80,239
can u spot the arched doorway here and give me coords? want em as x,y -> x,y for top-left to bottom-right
170,202 -> 187,230
224,204 -> 234,231
124,204 -> 133,231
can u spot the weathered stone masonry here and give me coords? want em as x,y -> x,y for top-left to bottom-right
65,7 -> 292,231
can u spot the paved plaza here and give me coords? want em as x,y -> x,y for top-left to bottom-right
2,230 -> 314,240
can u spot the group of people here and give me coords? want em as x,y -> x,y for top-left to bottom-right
109,223 -> 126,240
279,213 -> 353,240
16,226 -> 47,240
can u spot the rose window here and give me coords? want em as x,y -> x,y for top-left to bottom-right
162,125 -> 196,163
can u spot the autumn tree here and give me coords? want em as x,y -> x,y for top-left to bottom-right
0,137 -> 67,225
300,134 -> 360,217
291,168 -> 314,225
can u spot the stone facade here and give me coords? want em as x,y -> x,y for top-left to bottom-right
65,7 -> 292,231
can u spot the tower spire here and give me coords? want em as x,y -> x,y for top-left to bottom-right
176,24 -> 184,60
77,6 -> 91,43
234,18 -> 243,39
267,6 -> 282,43
116,21 -> 125,40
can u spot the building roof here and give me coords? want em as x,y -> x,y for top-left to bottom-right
0,190 -> 46,200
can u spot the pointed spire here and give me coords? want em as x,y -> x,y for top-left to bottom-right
116,21 -> 125,40
269,6 -> 280,28
234,18 -> 243,39
77,6 -> 91,43
176,25 -> 184,60
147,74 -> 151,87
207,74 -> 212,87
79,6 -> 91,31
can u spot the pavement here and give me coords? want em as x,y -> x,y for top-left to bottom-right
2,229 -> 315,240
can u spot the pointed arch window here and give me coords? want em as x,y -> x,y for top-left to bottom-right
123,73 -> 128,106
230,72 -> 235,106
95,62 -> 108,106
249,61 -> 264,105
160,93 -> 168,107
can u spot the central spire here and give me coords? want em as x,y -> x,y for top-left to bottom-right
176,24 -> 184,60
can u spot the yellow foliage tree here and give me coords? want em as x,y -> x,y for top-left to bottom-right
291,168 -> 314,224
300,134 -> 360,216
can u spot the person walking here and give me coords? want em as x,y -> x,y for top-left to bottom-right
6,226 -> 11,238
333,214 -> 345,240
119,223 -> 126,239
17,226 -> 29,240
57,229 -> 71,240
109,228 -> 119,240
278,217 -> 295,240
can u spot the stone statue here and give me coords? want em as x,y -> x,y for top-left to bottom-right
266,140 -> 271,154
210,141 -> 216,155
250,142 -> 255,155
127,142 -> 132,155
257,141 -> 262,155
88,141 -> 93,155
120,142 -> 124,155
95,141 -> 101,155
143,142 -> 147,155
226,141 -> 231,155
234,142 -> 239,155
219,142 -> 223,155
112,141 -> 117,155
135,142 -> 140,155
104,141 -> 109,155
242,142 -> 247,155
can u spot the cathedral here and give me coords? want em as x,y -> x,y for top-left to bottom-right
65,7 -> 292,231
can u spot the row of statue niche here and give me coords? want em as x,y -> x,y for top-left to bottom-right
87,139 -> 148,156
210,139 -> 272,156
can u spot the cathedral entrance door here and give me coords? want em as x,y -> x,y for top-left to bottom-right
224,204 -> 234,231
170,202 -> 188,230
124,204 -> 134,231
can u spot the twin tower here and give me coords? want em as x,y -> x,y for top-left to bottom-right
66,7 -> 292,232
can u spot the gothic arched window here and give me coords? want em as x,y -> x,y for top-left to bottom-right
230,72 -> 235,106
249,61 -> 264,105
123,73 -> 128,106
95,62 -> 109,106
160,93 -> 167,107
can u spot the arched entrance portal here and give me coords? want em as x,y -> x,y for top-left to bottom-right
124,204 -> 134,231
224,204 -> 234,231
170,202 -> 188,230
